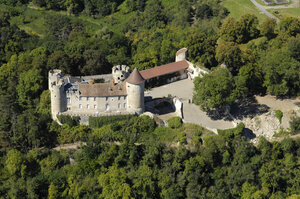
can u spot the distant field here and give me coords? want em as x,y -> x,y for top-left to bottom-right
268,7 -> 300,19
222,0 -> 269,22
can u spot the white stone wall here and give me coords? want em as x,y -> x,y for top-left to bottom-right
66,92 -> 128,114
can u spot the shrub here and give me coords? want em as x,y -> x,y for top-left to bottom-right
167,117 -> 182,129
290,116 -> 300,134
89,114 -> 135,128
57,114 -> 80,127
274,110 -> 283,124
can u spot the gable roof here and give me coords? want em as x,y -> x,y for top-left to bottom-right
126,68 -> 145,85
78,82 -> 127,97
140,60 -> 189,80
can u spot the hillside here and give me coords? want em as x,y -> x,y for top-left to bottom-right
0,0 -> 299,198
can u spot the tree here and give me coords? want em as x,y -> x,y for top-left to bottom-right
218,16 -> 242,43
287,37 -> 300,61
260,18 -> 277,39
216,42 -> 243,74
16,68 -> 43,108
193,68 -> 236,111
142,0 -> 166,29
98,166 -> 132,199
132,165 -> 157,198
261,49 -> 300,96
5,149 -> 23,177
187,33 -> 218,68
47,51 -> 72,74
196,4 -> 213,19
239,14 -> 259,42
280,17 -> 300,36
82,50 -> 112,75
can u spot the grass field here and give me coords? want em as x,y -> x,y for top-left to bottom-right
268,7 -> 300,19
222,0 -> 269,22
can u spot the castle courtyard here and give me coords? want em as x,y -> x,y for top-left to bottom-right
145,79 -> 235,130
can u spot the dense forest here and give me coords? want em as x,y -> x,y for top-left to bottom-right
0,0 -> 299,198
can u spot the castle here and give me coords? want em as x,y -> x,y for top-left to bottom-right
49,48 -> 207,121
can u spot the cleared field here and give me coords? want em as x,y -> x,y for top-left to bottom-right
222,0 -> 269,22
268,7 -> 300,19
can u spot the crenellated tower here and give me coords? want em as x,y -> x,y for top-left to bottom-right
48,70 -> 67,121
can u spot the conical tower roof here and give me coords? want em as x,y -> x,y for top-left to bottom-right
126,68 -> 144,85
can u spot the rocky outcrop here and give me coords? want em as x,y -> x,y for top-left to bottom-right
243,111 -> 281,140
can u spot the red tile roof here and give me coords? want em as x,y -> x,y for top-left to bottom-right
140,60 -> 189,80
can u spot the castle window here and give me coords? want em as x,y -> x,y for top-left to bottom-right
87,104 -> 90,109
106,97 -> 108,101
124,103 -> 126,108
79,104 -> 82,109
87,97 -> 89,101
118,103 -> 121,109
124,96 -> 126,100
67,98 -> 71,104
118,96 -> 120,100
94,105 -> 97,109
94,97 -> 96,101
106,104 -> 110,111
79,96 -> 82,101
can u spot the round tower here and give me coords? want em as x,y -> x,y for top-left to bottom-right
126,68 -> 145,115
49,70 -> 66,121
176,48 -> 187,62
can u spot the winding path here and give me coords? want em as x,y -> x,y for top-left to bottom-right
250,0 -> 280,22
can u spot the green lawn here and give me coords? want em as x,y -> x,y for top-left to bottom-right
268,7 -> 300,19
222,0 -> 269,22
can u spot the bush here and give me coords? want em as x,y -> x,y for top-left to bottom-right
89,114 -> 135,128
290,116 -> 300,134
218,122 -> 245,140
275,110 -> 283,124
167,117 -> 182,129
57,114 -> 80,127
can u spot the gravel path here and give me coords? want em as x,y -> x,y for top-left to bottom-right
250,0 -> 280,22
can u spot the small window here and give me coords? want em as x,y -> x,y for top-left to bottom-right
79,96 -> 82,101
94,105 -> 97,109
79,104 -> 82,109
94,97 -> 96,101
87,104 -> 90,109
124,103 -> 126,108
106,104 -> 110,111
111,98 -> 114,101
118,103 -> 121,108
124,96 -> 126,100
87,97 -> 89,101
118,96 -> 121,100
67,98 -> 71,104
106,97 -> 108,101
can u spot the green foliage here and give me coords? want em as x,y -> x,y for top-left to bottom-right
274,110 -> 283,124
167,117 -> 182,129
89,114 -> 135,128
260,18 -> 277,39
57,114 -> 80,127
218,122 -> 245,140
290,116 -> 300,134
260,49 -> 300,96
193,68 -> 238,111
